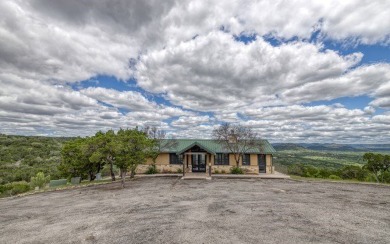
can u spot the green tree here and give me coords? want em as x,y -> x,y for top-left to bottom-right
59,136 -> 105,181
363,153 -> 390,183
114,128 -> 153,188
59,138 -> 86,179
89,130 -> 117,181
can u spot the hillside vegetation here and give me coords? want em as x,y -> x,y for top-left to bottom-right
0,134 -> 70,184
273,143 -> 390,169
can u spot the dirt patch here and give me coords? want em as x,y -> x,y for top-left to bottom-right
0,178 -> 389,244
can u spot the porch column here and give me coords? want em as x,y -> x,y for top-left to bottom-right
208,154 -> 212,177
182,154 -> 185,176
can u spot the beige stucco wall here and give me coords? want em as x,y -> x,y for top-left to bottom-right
266,154 -> 273,173
145,153 -> 170,165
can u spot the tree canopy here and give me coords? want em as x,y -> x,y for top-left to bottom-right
213,123 -> 263,167
59,128 -> 154,187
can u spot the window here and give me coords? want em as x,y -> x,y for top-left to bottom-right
169,153 -> 182,164
215,153 -> 229,165
242,154 -> 251,166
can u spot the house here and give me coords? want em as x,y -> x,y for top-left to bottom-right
138,139 -> 276,175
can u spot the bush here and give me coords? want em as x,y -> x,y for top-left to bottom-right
382,171 -> 390,183
214,169 -> 220,174
221,170 -> 226,174
316,168 -> 332,178
1,181 -> 31,196
145,164 -> 159,174
287,164 -> 305,176
31,172 -> 50,189
304,165 -> 319,177
329,175 -> 342,180
177,168 -> 183,173
230,166 -> 244,174
338,165 -> 367,180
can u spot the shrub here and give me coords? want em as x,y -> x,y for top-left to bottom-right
145,164 -> 158,174
329,175 -> 342,180
316,168 -> 332,178
214,169 -> 220,174
221,170 -> 226,174
382,171 -> 390,183
338,165 -> 366,180
177,168 -> 183,173
31,172 -> 50,189
304,165 -> 319,177
230,166 -> 244,174
1,181 -> 31,196
287,164 -> 305,176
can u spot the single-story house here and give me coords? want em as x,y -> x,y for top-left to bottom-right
138,139 -> 276,175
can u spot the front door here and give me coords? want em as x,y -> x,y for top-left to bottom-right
258,154 -> 266,173
192,154 -> 206,172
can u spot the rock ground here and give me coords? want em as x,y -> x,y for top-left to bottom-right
0,178 -> 389,244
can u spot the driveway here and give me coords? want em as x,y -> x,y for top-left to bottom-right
0,178 -> 389,244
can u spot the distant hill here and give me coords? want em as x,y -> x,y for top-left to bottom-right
273,143 -> 390,152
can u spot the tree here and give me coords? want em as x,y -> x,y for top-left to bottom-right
363,153 -> 390,183
144,126 -> 178,166
81,136 -> 105,181
60,136 -> 105,181
114,128 -> 153,188
212,123 -> 263,167
59,138 -> 87,179
89,130 -> 117,181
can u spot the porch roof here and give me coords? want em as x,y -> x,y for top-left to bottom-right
159,139 -> 276,155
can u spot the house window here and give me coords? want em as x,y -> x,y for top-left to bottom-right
242,154 -> 251,166
215,153 -> 229,165
169,153 -> 182,164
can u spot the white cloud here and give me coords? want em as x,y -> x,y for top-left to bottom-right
80,87 -> 157,111
171,115 -> 211,128
1,0 -> 390,142
136,31 -> 390,111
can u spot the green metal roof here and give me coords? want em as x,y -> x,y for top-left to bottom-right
159,139 -> 276,155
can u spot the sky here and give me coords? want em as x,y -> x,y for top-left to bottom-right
1,0 -> 390,143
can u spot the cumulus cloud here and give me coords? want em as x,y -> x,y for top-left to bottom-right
136,31 -> 389,111
1,0 -> 390,142
240,105 -> 390,143
80,87 -> 157,111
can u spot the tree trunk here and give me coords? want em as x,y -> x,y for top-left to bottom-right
120,169 -> 126,188
89,171 -> 95,181
235,153 -> 240,167
372,166 -> 380,183
109,160 -> 116,181
130,169 -> 135,178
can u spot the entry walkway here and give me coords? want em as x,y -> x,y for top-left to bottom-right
212,171 -> 290,179
181,172 -> 211,180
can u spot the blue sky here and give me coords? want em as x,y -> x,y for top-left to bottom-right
1,0 -> 390,143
